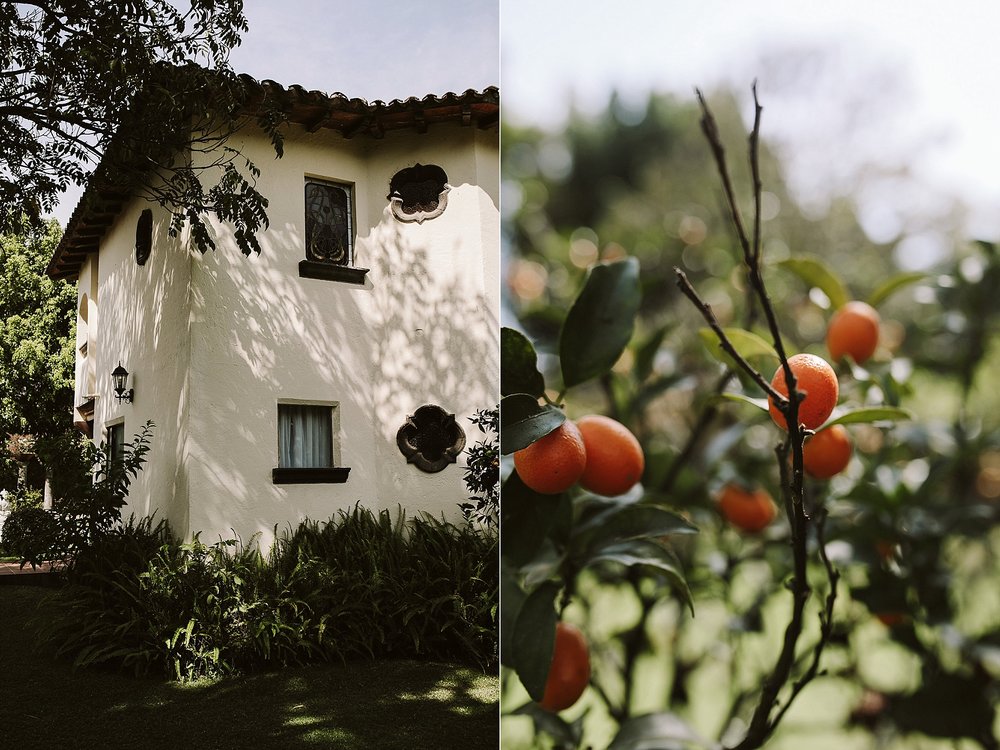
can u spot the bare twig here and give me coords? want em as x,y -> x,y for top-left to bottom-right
673,268 -> 786,406
681,86 -> 825,750
769,506 -> 841,730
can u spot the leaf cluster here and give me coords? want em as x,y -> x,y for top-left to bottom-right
2,2 -> 282,256
43,506 -> 498,680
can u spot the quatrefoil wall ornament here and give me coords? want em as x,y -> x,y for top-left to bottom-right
388,164 -> 450,223
396,404 -> 466,473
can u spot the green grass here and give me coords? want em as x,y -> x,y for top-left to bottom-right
1,586 -> 498,749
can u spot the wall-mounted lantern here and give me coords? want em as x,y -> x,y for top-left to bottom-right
111,362 -> 134,403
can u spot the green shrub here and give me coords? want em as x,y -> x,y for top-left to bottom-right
1,506 -> 64,566
44,506 -> 498,681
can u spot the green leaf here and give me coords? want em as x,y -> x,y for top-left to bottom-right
609,712 -> 721,750
559,258 -> 641,388
698,327 -> 779,365
586,540 -> 694,615
502,327 -> 546,397
500,471 -> 570,567
867,272 -> 928,308
822,406 -> 912,428
708,392 -> 770,412
778,256 -> 850,310
511,581 -> 561,702
634,324 -> 671,382
500,394 -> 566,455
572,502 -> 697,560
499,562 -> 526,666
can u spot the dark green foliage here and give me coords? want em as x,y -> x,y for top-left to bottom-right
2,2 -> 281,256
34,421 -> 154,553
461,406 -> 499,528
0,506 -> 63,567
44,507 -> 498,681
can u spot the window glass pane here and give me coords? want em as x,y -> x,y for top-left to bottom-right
305,181 -> 352,265
278,405 -> 333,468
108,423 -> 125,465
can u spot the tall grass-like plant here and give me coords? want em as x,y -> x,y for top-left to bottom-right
43,505 -> 498,681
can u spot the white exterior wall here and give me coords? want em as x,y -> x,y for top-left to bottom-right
79,120 -> 498,545
78,202 -> 193,535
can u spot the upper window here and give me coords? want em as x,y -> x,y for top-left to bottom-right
388,164 -> 449,223
305,180 -> 353,265
135,209 -> 153,266
273,403 -> 350,484
300,179 -> 368,285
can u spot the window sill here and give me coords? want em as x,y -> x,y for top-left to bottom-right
298,261 -> 369,285
272,467 -> 351,484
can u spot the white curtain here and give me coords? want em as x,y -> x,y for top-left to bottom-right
278,405 -> 332,468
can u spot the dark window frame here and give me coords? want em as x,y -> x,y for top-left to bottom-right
273,402 -> 350,485
300,178 -> 369,285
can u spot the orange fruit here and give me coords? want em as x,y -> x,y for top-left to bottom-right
875,612 -> 907,628
717,483 -> 778,533
768,353 -> 839,431
875,540 -> 896,562
827,301 -> 880,364
576,415 -> 645,496
802,424 -> 853,478
539,621 -> 590,712
513,420 -> 587,494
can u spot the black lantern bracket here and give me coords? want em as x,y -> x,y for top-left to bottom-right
112,362 -> 134,404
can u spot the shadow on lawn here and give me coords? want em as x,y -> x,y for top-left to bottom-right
1,587 -> 498,750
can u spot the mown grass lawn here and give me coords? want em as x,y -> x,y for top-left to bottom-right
0,585 -> 498,750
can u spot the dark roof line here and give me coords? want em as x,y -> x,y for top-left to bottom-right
46,80 -> 499,281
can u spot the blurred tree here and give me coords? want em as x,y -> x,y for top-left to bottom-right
0,220 -> 75,491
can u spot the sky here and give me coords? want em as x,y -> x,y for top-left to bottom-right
50,0 -> 499,226
501,0 -> 1000,262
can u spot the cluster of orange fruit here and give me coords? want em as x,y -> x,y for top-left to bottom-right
719,300 -> 881,533
521,302 -> 885,713
513,414 -> 645,497
513,417 -> 644,715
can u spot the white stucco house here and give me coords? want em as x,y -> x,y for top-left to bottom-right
46,78 -> 499,545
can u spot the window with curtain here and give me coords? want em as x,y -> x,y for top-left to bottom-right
278,404 -> 333,468
273,403 -> 350,485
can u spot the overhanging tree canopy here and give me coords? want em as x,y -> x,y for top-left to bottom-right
1,1 -> 279,255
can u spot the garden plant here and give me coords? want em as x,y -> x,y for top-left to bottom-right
501,86 -> 1000,749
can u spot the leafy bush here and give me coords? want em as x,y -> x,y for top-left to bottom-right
44,506 -> 498,681
461,406 -> 499,528
34,421 -> 153,553
1,506 -> 64,566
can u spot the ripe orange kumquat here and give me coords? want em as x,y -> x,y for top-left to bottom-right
875,612 -> 907,628
827,300 -> 881,364
768,353 -> 839,431
802,424 -> 853,478
576,415 -> 645,496
513,420 -> 587,495
717,483 -> 778,533
539,621 -> 591,713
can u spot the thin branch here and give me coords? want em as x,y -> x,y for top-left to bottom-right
768,506 -> 840,730
673,267 -> 786,405
684,86 -> 818,750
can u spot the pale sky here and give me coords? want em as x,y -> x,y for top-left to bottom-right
50,0 -> 499,226
502,0 -> 1000,256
